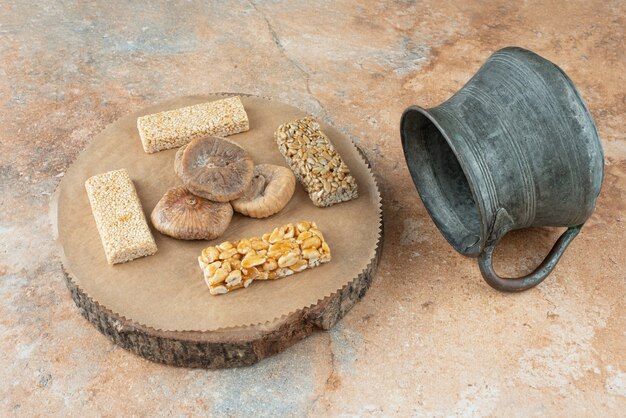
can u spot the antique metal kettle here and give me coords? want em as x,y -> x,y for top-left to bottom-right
400,47 -> 604,292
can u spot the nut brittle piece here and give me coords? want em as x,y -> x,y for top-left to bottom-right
85,169 -> 157,264
198,221 -> 331,295
137,96 -> 249,153
275,117 -> 358,207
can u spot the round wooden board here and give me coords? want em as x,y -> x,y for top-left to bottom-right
54,94 -> 383,368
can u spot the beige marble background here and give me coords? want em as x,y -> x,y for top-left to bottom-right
0,0 -> 624,416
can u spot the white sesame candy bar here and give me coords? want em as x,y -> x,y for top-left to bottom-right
275,117 -> 358,207
137,96 -> 249,153
198,221 -> 331,295
85,169 -> 157,264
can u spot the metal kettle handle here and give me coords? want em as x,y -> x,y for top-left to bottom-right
478,225 -> 582,292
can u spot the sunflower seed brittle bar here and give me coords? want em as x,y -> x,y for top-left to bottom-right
137,96 -> 249,153
198,221 -> 331,295
275,117 -> 358,207
85,169 -> 157,264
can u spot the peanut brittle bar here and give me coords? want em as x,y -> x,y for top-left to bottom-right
198,221 -> 331,295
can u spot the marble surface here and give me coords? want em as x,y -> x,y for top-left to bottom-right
1,0 -> 624,416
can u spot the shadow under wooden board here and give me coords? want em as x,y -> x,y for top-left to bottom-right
53,94 -> 383,368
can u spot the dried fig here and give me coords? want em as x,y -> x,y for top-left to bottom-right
174,144 -> 186,179
151,186 -> 233,240
231,164 -> 296,218
178,136 -> 254,202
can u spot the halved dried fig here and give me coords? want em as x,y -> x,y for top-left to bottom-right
231,164 -> 296,218
178,136 -> 254,202
151,186 -> 233,240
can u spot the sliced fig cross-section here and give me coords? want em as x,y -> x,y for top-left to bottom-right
178,136 -> 254,202
232,164 -> 296,218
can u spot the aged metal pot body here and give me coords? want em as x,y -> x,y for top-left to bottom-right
400,47 -> 604,292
